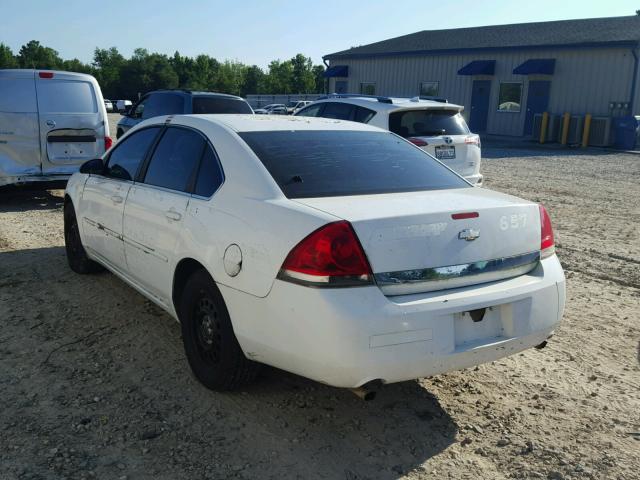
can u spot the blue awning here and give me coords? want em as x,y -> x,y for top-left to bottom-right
513,58 -> 556,75
457,60 -> 495,75
323,65 -> 349,77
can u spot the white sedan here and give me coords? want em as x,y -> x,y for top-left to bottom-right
64,115 -> 565,394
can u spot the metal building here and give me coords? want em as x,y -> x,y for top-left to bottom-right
323,16 -> 640,138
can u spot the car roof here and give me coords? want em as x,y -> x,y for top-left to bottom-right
0,69 -> 97,81
177,114 -> 385,133
309,96 -> 463,112
150,89 -> 245,100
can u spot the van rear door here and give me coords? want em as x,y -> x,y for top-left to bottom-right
0,70 -> 41,183
35,72 -> 107,175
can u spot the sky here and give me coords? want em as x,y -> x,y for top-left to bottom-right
2,0 -> 639,68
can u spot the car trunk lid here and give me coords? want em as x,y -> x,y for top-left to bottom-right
294,188 -> 541,294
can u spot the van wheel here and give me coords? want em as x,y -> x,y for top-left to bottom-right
179,270 -> 261,391
64,202 -> 103,274
116,129 -> 123,139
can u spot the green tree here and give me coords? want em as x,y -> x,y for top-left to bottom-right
120,48 -> 178,99
0,43 -> 18,68
93,47 -> 125,97
241,65 -> 265,96
17,40 -> 62,69
312,65 -> 326,94
290,54 -> 315,93
264,59 -> 293,94
61,58 -> 92,74
217,60 -> 245,95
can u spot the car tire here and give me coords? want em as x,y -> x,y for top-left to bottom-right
64,201 -> 104,274
179,269 -> 261,391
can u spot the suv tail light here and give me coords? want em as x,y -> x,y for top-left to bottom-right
407,137 -> 428,147
278,221 -> 373,287
104,136 -> 113,150
539,204 -> 555,258
465,135 -> 481,147
38,72 -> 54,79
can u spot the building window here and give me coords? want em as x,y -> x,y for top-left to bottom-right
360,83 -> 376,95
420,81 -> 439,97
497,82 -> 522,112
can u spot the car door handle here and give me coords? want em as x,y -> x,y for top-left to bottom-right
165,210 -> 182,221
110,195 -> 124,204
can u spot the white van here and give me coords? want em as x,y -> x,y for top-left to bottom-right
0,69 -> 110,187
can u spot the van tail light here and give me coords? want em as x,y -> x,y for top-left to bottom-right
38,72 -> 54,79
539,204 -> 555,259
465,135 -> 481,147
278,221 -> 373,287
104,136 -> 113,150
408,137 -> 428,147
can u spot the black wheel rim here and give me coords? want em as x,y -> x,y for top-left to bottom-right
192,293 -> 222,365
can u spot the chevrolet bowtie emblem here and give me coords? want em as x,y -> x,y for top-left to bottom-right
459,228 -> 480,241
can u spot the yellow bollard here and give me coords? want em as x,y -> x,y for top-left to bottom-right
540,112 -> 549,144
581,114 -> 592,148
560,112 -> 571,145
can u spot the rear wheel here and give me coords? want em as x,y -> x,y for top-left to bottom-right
179,270 -> 261,391
64,201 -> 103,274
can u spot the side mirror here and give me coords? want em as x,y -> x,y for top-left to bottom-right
80,158 -> 105,175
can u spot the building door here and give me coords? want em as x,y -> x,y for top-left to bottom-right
334,80 -> 348,94
469,80 -> 491,133
523,80 -> 551,135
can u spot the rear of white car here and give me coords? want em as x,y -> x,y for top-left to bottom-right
0,69 -> 110,186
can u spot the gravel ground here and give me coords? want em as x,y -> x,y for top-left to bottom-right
0,135 -> 639,479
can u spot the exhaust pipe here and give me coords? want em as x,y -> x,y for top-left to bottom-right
349,380 -> 380,401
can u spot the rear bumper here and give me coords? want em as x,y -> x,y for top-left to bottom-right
466,173 -> 483,186
0,173 -> 71,187
221,255 -> 565,388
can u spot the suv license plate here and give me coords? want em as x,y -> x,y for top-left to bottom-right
435,146 -> 456,159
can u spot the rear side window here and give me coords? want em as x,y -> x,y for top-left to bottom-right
239,130 -> 468,198
0,78 -> 37,113
142,93 -> 185,120
106,127 -> 160,181
389,109 -> 469,137
143,127 -> 205,192
354,106 -> 376,123
192,97 -> 253,114
194,145 -> 224,197
320,102 -> 354,120
37,81 -> 97,113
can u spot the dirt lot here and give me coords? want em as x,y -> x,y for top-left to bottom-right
1,142 -> 639,480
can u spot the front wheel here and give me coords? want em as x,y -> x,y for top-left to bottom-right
64,202 -> 103,274
179,270 -> 261,391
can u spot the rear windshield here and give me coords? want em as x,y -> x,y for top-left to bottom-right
38,81 -> 97,114
389,109 -> 469,137
239,130 -> 468,198
192,97 -> 252,114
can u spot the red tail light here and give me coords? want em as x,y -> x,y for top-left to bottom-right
278,221 -> 373,287
104,136 -> 113,150
38,72 -> 54,79
539,204 -> 555,258
465,135 -> 481,147
408,137 -> 428,147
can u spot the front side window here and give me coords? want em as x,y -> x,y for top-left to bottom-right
389,109 -> 469,137
239,130 -> 468,199
360,83 -> 376,95
105,127 -> 161,181
194,145 -> 224,197
420,81 -> 439,97
295,104 -> 323,117
37,81 -> 97,113
142,127 -> 205,192
497,83 -> 522,112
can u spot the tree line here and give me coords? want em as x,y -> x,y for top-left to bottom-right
0,40 -> 327,99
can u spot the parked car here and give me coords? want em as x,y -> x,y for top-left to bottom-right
286,100 -> 313,114
295,94 -> 483,185
104,99 -> 114,112
0,69 -> 111,187
115,99 -> 132,114
116,90 -> 252,138
64,115 -> 565,394
254,103 -> 286,115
